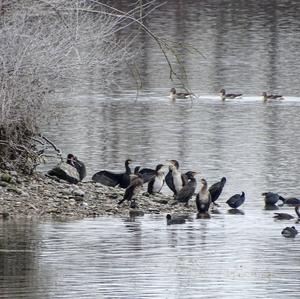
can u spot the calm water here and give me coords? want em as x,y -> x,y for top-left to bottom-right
2,0 -> 300,298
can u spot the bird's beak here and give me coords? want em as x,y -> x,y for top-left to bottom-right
166,160 -> 175,166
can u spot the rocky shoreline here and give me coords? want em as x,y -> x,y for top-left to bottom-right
0,170 -> 197,220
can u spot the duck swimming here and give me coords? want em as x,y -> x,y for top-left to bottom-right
220,89 -> 242,101
281,226 -> 298,238
92,159 -> 132,188
169,87 -> 192,100
166,214 -> 186,225
262,92 -> 283,102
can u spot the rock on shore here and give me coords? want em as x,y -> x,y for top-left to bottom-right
0,171 -> 197,219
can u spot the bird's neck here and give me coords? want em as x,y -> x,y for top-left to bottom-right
296,206 -> 300,218
201,183 -> 207,194
125,164 -> 131,174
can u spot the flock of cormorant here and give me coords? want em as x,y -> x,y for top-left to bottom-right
169,88 -> 284,102
48,156 -> 299,238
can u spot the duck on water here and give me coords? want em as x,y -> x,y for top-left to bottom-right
220,89 -> 242,101
169,88 -> 192,100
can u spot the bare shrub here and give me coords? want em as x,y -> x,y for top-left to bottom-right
0,0 -> 156,172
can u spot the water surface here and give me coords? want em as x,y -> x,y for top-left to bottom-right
2,0 -> 300,298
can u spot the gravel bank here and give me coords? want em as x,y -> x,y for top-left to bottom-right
0,170 -> 197,220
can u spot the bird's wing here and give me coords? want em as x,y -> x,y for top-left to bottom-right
48,162 -> 80,184
176,184 -> 194,202
165,172 -> 176,193
92,170 -> 122,187
74,160 -> 86,181
139,168 -> 156,183
208,182 -> 222,201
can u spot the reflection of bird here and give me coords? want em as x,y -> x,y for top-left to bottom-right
226,191 -> 245,209
262,92 -> 283,102
208,177 -> 226,205
220,89 -> 242,101
262,192 -> 284,205
166,214 -> 186,225
274,205 -> 300,220
118,173 -> 144,206
165,160 -> 187,196
281,226 -> 298,238
169,87 -> 192,100
175,171 -> 197,206
147,164 -> 165,194
196,178 -> 211,214
92,159 -> 132,188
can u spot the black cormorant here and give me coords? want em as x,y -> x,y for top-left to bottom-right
226,191 -> 245,209
281,226 -> 298,238
169,88 -> 192,100
73,155 -> 86,181
166,214 -> 186,225
165,160 -> 187,196
175,171 -> 197,206
118,173 -> 143,206
196,178 -> 211,214
92,159 -> 132,188
48,153 -> 85,184
220,89 -> 242,101
208,177 -> 226,205
147,164 -> 165,194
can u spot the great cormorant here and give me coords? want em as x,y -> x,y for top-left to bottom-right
165,160 -> 187,196
174,171 -> 197,206
92,159 -> 132,188
208,177 -> 226,205
220,89 -> 242,101
147,164 -> 165,194
48,153 -> 85,184
196,178 -> 211,214
226,191 -> 245,209
118,173 -> 143,206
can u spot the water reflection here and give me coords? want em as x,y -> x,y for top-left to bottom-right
3,0 -> 300,297
1,212 -> 300,298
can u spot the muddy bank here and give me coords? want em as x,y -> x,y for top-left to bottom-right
0,170 -> 197,220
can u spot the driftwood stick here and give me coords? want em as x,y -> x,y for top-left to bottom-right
38,134 -> 63,160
